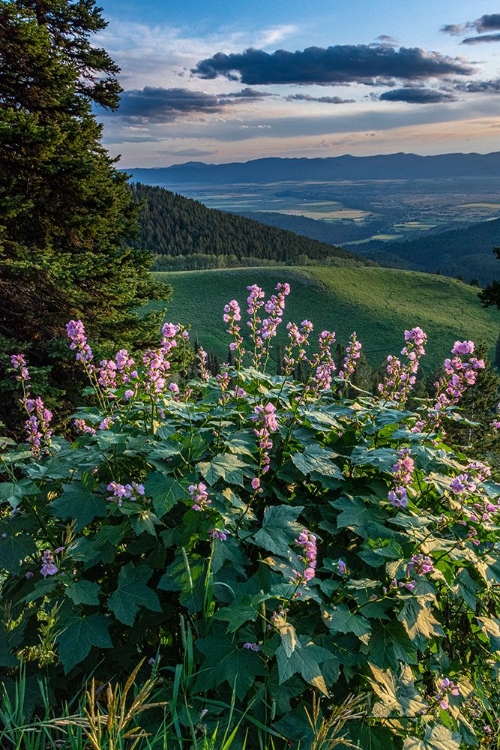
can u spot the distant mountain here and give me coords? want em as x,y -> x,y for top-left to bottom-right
124,152 -> 500,185
129,183 -> 368,271
353,218 -> 500,285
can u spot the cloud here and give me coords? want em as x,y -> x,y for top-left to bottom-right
462,33 -> 500,45
219,87 -> 271,99
442,14 -> 500,44
156,148 -> 218,157
110,86 -> 270,123
285,93 -> 355,104
454,79 -> 500,94
192,44 -> 474,86
471,14 -> 500,32
379,87 -> 457,104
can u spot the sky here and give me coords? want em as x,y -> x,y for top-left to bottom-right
95,0 -> 500,166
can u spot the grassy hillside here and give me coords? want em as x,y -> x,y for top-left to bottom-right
155,266 -> 500,374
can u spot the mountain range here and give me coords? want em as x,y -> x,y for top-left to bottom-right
124,152 -> 500,185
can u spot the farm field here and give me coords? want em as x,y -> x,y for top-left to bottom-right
155,266 -> 500,373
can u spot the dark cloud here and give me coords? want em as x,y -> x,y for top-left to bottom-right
192,45 -> 474,86
375,35 -> 398,46
473,14 -> 500,32
219,87 -> 271,99
114,86 -> 269,123
442,14 -> 500,43
285,93 -> 355,104
118,87 -> 223,122
379,87 -> 457,103
462,33 -> 500,45
454,79 -> 500,94
441,23 -> 468,36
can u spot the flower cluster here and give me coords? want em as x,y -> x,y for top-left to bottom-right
107,481 -> 145,506
11,356 -> 53,457
378,327 -> 427,405
407,553 -> 434,576
283,319 -> 314,375
196,347 -> 210,382
10,353 -> 30,382
23,397 -> 53,458
392,447 -> 415,487
40,549 -> 58,578
311,330 -> 337,393
251,402 -> 279,473
189,482 -> 211,511
242,642 -> 260,652
209,528 -> 228,540
338,332 -> 362,382
434,678 -> 460,710
387,485 -> 408,508
292,529 -> 317,585
73,419 -> 96,435
224,300 -> 244,366
417,340 -> 485,432
66,319 -> 93,363
98,349 -> 138,393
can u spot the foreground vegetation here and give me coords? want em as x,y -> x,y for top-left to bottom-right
2,282 -> 500,748
155,267 -> 500,373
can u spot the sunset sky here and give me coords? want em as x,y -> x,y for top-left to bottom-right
95,0 -> 500,166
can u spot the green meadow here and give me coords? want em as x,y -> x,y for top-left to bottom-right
155,266 -> 500,374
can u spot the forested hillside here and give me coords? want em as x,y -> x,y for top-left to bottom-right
129,183 -> 367,270
355,217 -> 500,284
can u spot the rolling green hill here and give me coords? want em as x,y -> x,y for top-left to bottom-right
130,183 -> 368,270
154,266 -> 500,374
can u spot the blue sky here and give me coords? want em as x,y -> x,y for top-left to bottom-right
95,0 -> 500,166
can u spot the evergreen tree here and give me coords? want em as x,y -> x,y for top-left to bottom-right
0,0 -> 170,431
478,247 -> 500,309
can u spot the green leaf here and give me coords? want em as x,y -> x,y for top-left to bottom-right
366,620 -> 418,670
0,479 -> 39,509
326,604 -> 371,639
291,444 -> 342,480
56,613 -> 113,673
403,724 -> 461,750
50,485 -> 107,532
108,562 -> 162,626
214,594 -> 266,632
477,616 -> 500,653
273,615 -> 300,658
369,663 -> 426,718
158,553 -> 207,614
196,626 -> 267,700
252,505 -> 303,555
130,510 -> 159,537
453,569 -> 481,609
0,623 -> 19,667
143,474 -> 185,517
197,453 -> 249,487
350,446 -> 399,473
65,580 -> 100,606
332,496 -> 393,540
0,532 -> 37,574
276,635 -> 331,695
398,597 -> 443,648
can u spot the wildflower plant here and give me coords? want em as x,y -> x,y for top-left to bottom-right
1,282 -> 500,748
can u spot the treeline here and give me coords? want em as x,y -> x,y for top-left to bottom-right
129,183 -> 367,270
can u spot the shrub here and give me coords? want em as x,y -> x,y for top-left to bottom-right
1,283 -> 500,748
